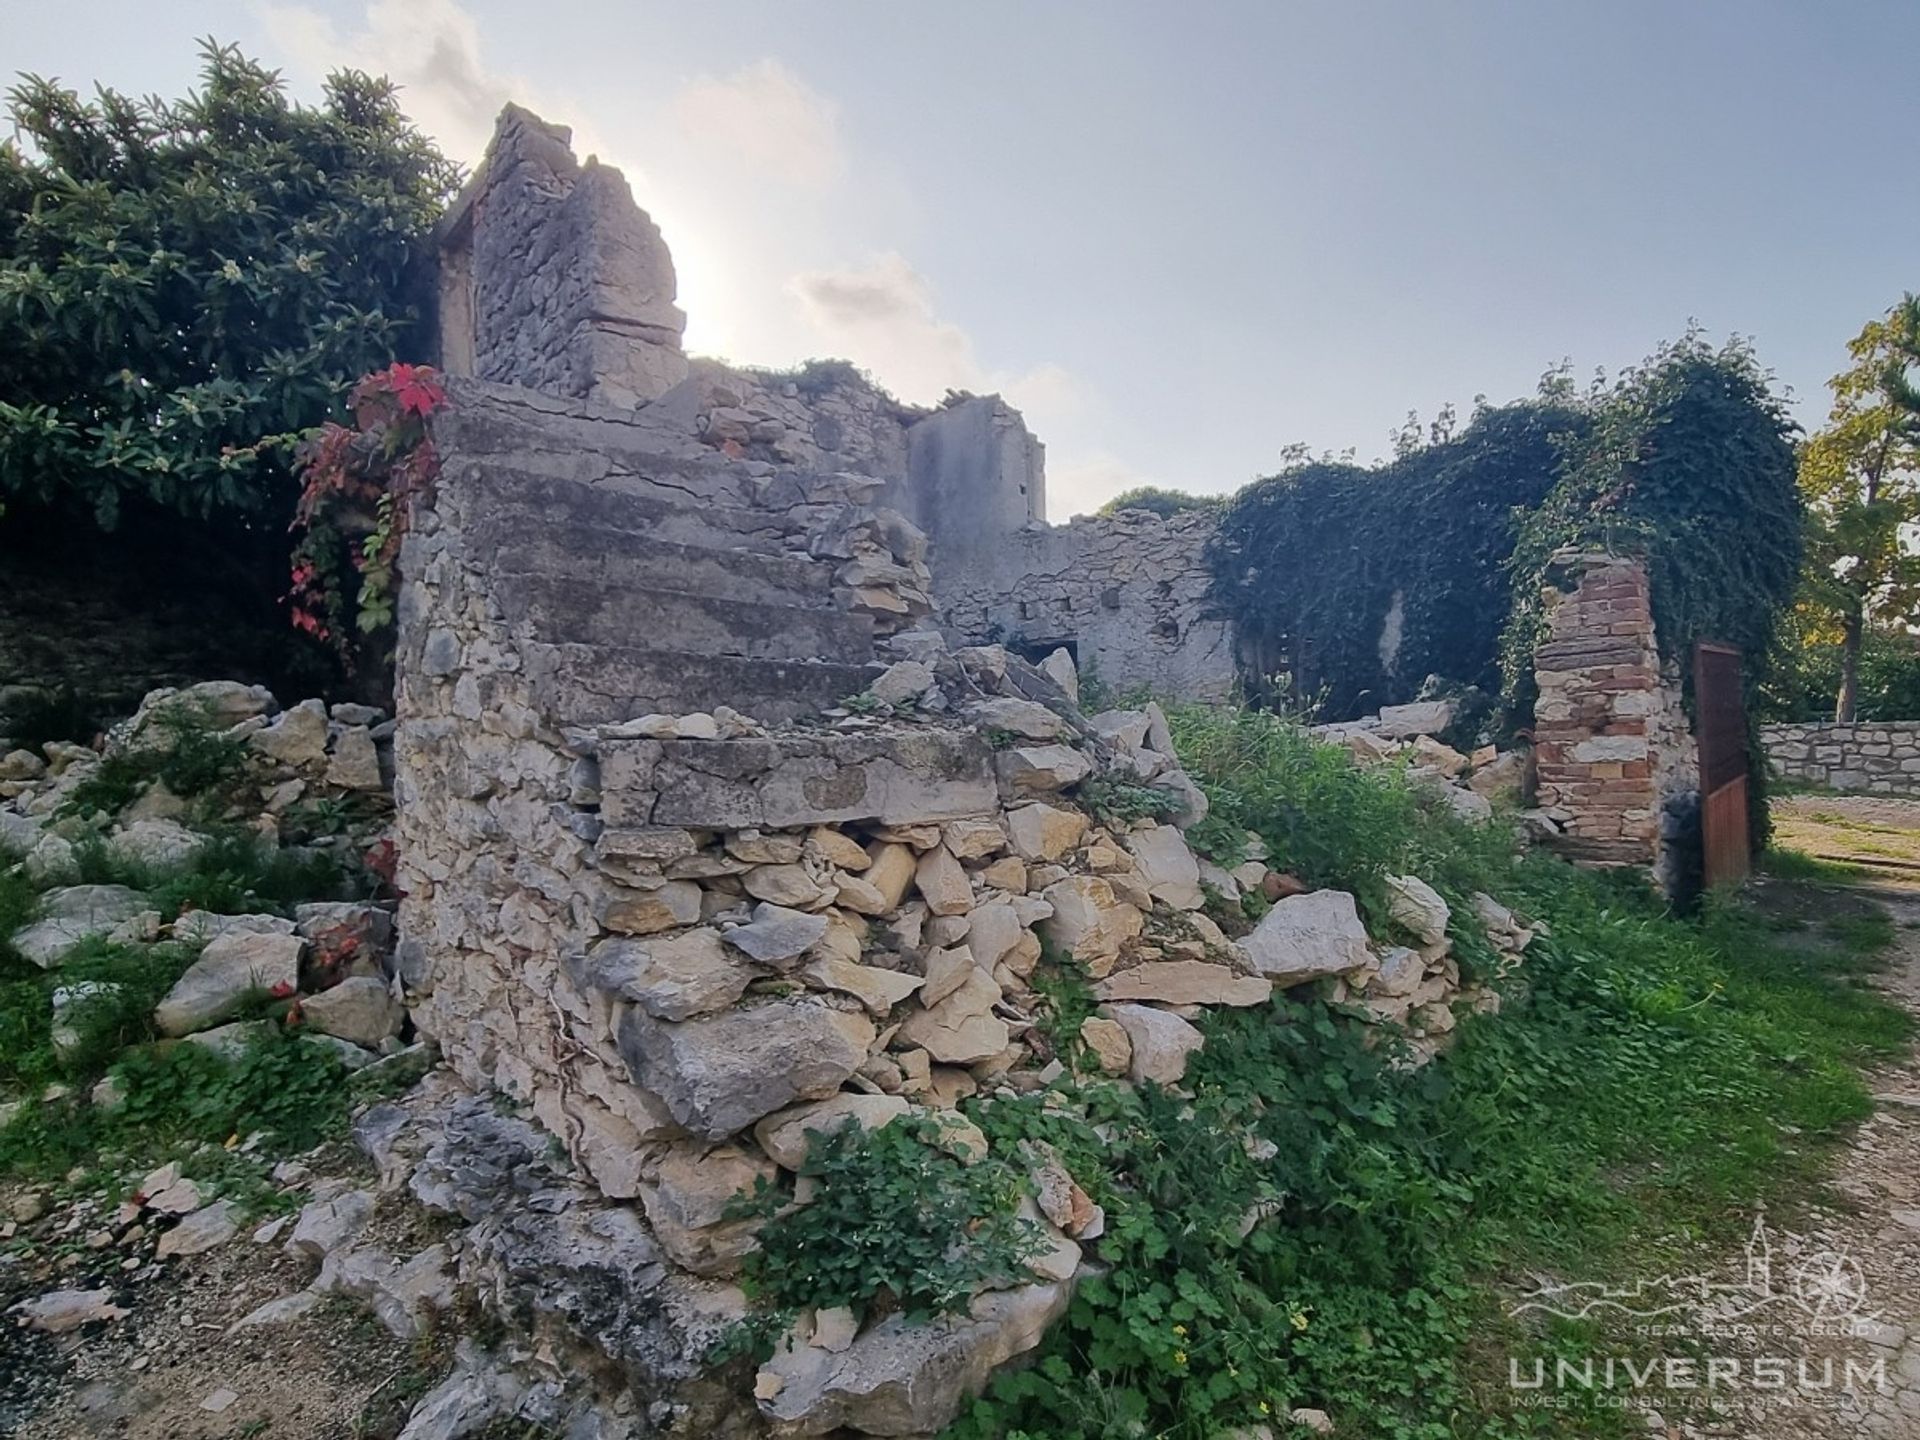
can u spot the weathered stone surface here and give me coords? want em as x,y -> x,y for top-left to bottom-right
620,731 -> 999,830
1094,961 -> 1271,1008
1124,824 -> 1204,910
862,841 -> 918,911
156,1199 -> 239,1259
326,725 -> 384,790
1103,1003 -> 1204,1085
801,956 -> 923,1014
11,1288 -> 128,1334
806,827 -> 871,871
1078,1016 -> 1132,1075
287,1189 -> 376,1260
996,744 -> 1094,796
618,1000 -> 876,1139
1384,875 -> 1449,946
965,697 -> 1064,740
868,660 -> 935,706
942,817 -> 1007,860
583,929 -> 754,1021
895,967 -> 1008,1064
596,879 -> 703,935
962,902 -> 1028,975
249,700 -> 329,768
725,902 -> 831,967
753,1093 -> 910,1170
13,885 -> 150,968
640,1143 -> 772,1277
1240,890 -> 1371,986
1375,701 -> 1454,739
110,819 -> 204,868
1005,803 -> 1088,862
1040,876 -> 1144,969
1369,946 -> 1424,998
301,976 -> 404,1047
171,910 -> 297,947
745,864 -> 832,909
757,1278 -> 1073,1435
155,931 -> 304,1036
914,845 -> 973,916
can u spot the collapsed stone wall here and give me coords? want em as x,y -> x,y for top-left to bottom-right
932,505 -> 1238,702
1529,553 -> 1696,873
1761,721 -> 1920,795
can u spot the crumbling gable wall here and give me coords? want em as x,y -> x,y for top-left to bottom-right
436,106 -> 689,407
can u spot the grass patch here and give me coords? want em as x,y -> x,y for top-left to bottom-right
945,707 -> 1911,1440
66,826 -> 354,920
1760,846 -> 1872,884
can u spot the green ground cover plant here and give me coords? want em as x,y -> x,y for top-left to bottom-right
939,706 -> 1907,1440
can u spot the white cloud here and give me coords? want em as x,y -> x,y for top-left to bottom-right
670,60 -> 844,190
1048,454 -> 1159,519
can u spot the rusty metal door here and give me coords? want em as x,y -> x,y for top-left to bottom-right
1694,641 -> 1750,888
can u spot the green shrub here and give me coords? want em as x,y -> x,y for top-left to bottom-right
67,826 -> 352,919
59,701 -> 250,819
729,1116 -> 1042,1342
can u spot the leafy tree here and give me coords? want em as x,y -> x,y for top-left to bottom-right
0,42 -> 458,530
1795,298 -> 1920,721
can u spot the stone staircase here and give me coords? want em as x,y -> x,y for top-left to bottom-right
433,383 -> 881,726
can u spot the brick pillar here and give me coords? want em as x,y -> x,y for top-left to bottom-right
1531,552 -> 1687,868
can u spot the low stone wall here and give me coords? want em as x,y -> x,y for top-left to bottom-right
1761,721 -> 1920,794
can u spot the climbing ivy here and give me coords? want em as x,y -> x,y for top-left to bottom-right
1209,401 -> 1581,717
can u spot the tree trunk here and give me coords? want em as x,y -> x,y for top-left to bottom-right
1836,609 -> 1864,723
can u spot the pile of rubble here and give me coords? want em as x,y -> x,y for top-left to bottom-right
1,681 -> 409,1095
1310,697 -> 1527,823
386,640 -> 1536,1435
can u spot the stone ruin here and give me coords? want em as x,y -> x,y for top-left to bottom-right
380,106 -> 1543,1433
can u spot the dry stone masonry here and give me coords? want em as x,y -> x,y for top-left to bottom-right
1762,721 -> 1920,796
368,106 -> 1544,1433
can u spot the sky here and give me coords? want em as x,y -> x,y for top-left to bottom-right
9,1 -> 1920,518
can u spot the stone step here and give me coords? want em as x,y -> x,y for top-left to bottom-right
497,573 -> 874,665
484,521 -> 835,611
525,643 -> 875,726
457,464 -> 798,556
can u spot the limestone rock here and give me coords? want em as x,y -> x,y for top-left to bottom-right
1384,875 -> 1449,946
757,1278 -> 1073,1436
1090,710 -> 1153,751
110,819 -> 204,868
249,700 -> 329,769
997,744 -> 1094,797
801,955 -> 924,1014
156,1199 -> 239,1259
583,929 -> 754,1021
895,967 -> 1008,1065
287,1189 -> 376,1260
942,817 -> 1008,859
1149,768 -> 1210,828
173,911 -> 296,946
300,976 -> 403,1047
12,1288 -> 129,1334
1038,647 -> 1080,702
618,1000 -> 876,1139
806,827 -> 871,870
1369,946 -> 1424,998
1005,803 -> 1088,862
1078,1016 -> 1132,1075
864,842 -> 918,910
640,1143 -> 773,1277
831,872 -> 890,915
1103,1003 -> 1204,1086
1094,961 -> 1271,1008
1443,786 -> 1494,824
1040,876 -> 1144,970
596,879 -> 703,935
914,846 -> 973,916
867,660 -> 936,707
744,864 -> 832,908
726,830 -> 805,865
13,885 -> 151,968
326,725 -> 384,791
965,698 -> 1064,740
725,902 -> 831,967
753,1093 -> 910,1169
1240,890 -> 1371,986
1124,824 -> 1204,910
155,930 -> 304,1036
1375,700 -> 1454,739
